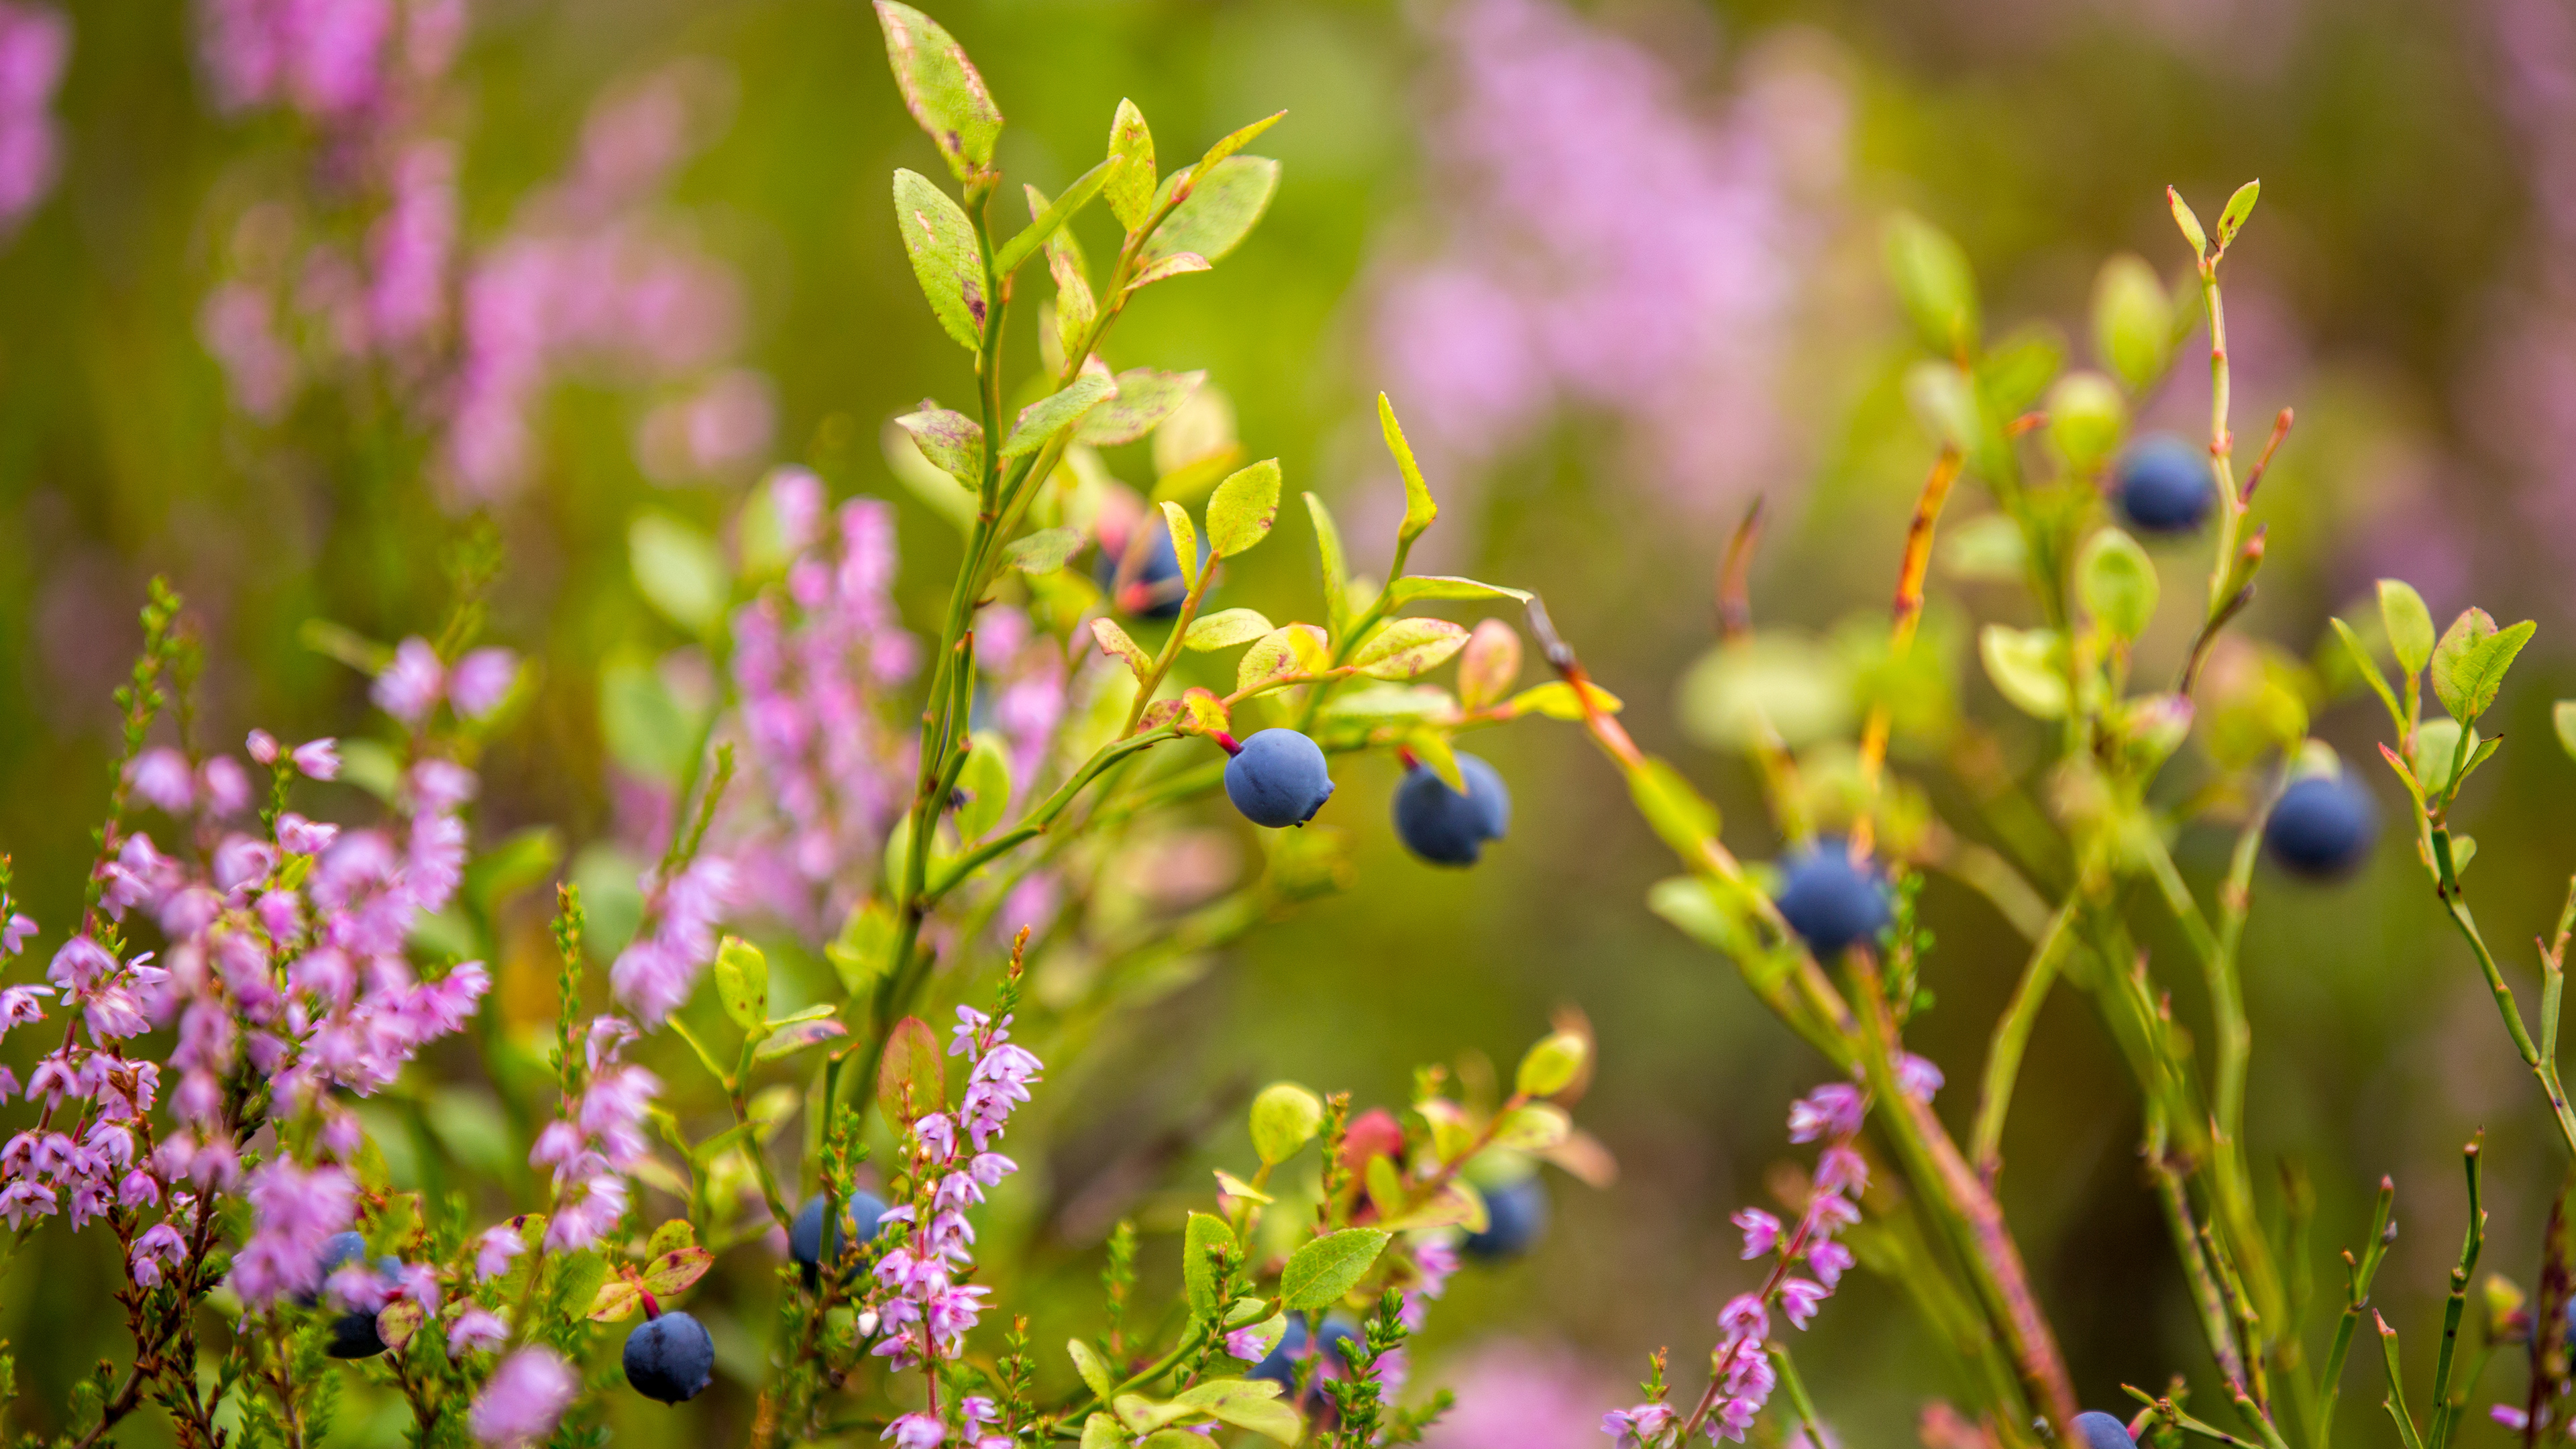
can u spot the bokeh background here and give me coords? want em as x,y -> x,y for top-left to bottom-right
6,0 -> 2576,1442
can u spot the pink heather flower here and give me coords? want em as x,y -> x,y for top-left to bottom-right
199,282 -> 298,421
0,3 -> 69,235
1,912 -> 32,955
1780,1277 -> 1827,1329
1723,1350 -> 1775,1402
1711,1395 -> 1760,1444
448,1306 -> 509,1357
470,1346 -> 578,1448
129,1221 -> 188,1288
2493,1406 -> 2531,1432
246,729 -> 280,764
370,142 -> 456,350
229,1159 -> 357,1306
1785,1084 -> 1862,1144
1806,1193 -> 1860,1237
882,1413 -> 945,1449
1805,1237 -> 1854,1289
128,748 -> 196,814
1225,1327 -> 1269,1361
476,1224 -> 527,1279
1896,1054 -> 1945,1102
201,757 -> 252,818
449,647 -> 519,720
1814,1146 -> 1868,1196
1732,1208 -> 1780,1260
1717,1294 -> 1769,1344
1603,1403 -> 1676,1446
374,637 -> 445,724
291,739 -> 340,780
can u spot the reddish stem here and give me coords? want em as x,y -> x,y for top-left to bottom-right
1210,731 -> 1242,757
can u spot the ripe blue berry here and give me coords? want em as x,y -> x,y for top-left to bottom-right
1248,1313 -> 1360,1393
297,1230 -> 368,1307
1224,730 -> 1334,828
1462,1175 -> 1549,1260
2264,773 -> 2379,879
623,1310 -> 716,1404
2115,433 -> 2218,535
1774,841 -> 1893,959
1096,524 -> 1210,621
2072,1411 -> 2137,1449
1393,753 -> 1511,866
325,1309 -> 388,1359
789,1191 -> 888,1289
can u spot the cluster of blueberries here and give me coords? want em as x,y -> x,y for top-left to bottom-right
1222,732 -> 1511,867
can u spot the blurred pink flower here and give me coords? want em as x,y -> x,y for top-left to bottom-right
0,3 -> 68,236
468,1346 -> 576,1447
1421,1342 -> 1611,1449
1373,0 -> 1845,516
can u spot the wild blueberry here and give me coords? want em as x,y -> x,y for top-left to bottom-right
1462,1175 -> 1549,1260
296,1230 -> 368,1307
1248,1313 -> 1360,1395
1392,753 -> 1511,866
2071,1411 -> 2137,1449
1773,841 -> 1893,959
2115,433 -> 2217,535
623,1309 -> 716,1404
1096,523 -> 1210,621
2264,773 -> 2379,879
325,1309 -> 388,1359
1224,730 -> 1334,828
789,1190 -> 888,1289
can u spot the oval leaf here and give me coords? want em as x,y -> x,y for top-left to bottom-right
1185,608 -> 1275,652
713,936 -> 768,1031
1350,618 -> 1470,680
1183,1211 -> 1235,1320
895,409 -> 983,484
1077,368 -> 1203,447
874,1 -> 1002,183
877,1015 -> 945,1124
1979,625 -> 2070,718
1279,1227 -> 1389,1311
1206,459 -> 1283,558
1387,575 -> 1531,605
639,1245 -> 715,1297
1005,527 -> 1085,574
892,168 -> 986,351
1142,156 -> 1279,266
1004,374 -> 1118,459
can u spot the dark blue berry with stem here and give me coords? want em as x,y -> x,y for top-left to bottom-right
1096,521 -> 1210,621
321,1254 -> 405,1359
790,1190 -> 888,1289
1220,730 -> 1334,828
297,1230 -> 367,1307
623,1305 -> 716,1404
2264,772 -> 2379,879
1773,841 -> 1893,959
2115,433 -> 2218,535
1392,751 -> 1511,866
2071,1411 -> 2137,1449
1463,1175 -> 1549,1260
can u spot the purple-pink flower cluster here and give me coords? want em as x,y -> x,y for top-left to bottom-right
0,3 -> 69,238
722,476 -> 920,939
1373,0 -> 1846,518
529,1016 -> 659,1250
863,1006 -> 1040,1388
1603,1065 -> 1935,1446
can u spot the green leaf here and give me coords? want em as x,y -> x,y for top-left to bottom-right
1191,111 -> 1287,178
1457,619 -> 1522,711
1494,1102 -> 1572,1151
1126,252 -> 1212,292
2379,579 -> 2436,676
1628,756 -> 1719,857
1004,527 -> 1085,574
1068,1340 -> 1116,1401
1505,680 -> 1622,720
1516,1030 -> 1587,1096
1183,1212 -> 1235,1321
1979,625 -> 2070,718
639,1245 -> 715,1298
647,1219 -> 698,1259
2331,617 -> 2402,731
1002,374 -> 1118,458
1077,369 -> 1204,447
1214,1169 -> 1272,1204
712,936 -> 768,1032
957,733 -> 1012,840
1236,624 -> 1329,695
892,168 -> 986,351
1884,211 -> 1980,356
2076,529 -> 2159,641
2169,186 -> 2209,257
1206,458 -> 1283,557
1142,156 -> 1279,266
895,408 -> 983,484
1407,729 -> 1465,794
1380,392 -> 1437,543
1091,617 -> 1152,682
1303,493 -> 1350,641
1081,1413 -> 1122,1449
2412,718 -> 2479,795
1387,574 -> 1531,606
1939,513 -> 2027,583
1177,1379 -> 1303,1446
1350,618 -> 1470,680
1279,1228 -> 1389,1311
825,899 -> 899,996
1978,321 -> 2065,417
2091,254 -> 2173,394
2216,178 -> 2260,249
1903,359 -> 1986,453
876,1015 -> 945,1124
884,419 -> 977,533
1106,99 -> 1155,232
994,158 -> 1113,276
2047,371 -> 2127,474
629,514 -> 729,634
1319,684 -> 1453,721
873,2 -> 1002,184
1159,501 -> 1201,593
2436,614 -> 2535,722
1250,1081 -> 1324,1164
753,1016 -> 847,1063
2557,701 -> 2576,763
1185,608 -> 1275,652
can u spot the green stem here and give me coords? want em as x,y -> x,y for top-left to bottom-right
2315,1177 -> 2396,1449
1970,900 -> 2077,1176
2442,890 -> 2576,1158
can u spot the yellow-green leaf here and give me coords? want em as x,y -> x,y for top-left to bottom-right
1185,608 -> 1274,652
1380,392 -> 1436,543
892,168 -> 985,350
1206,458 -> 1283,557
1280,1228 -> 1389,1311
1106,99 -> 1155,231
